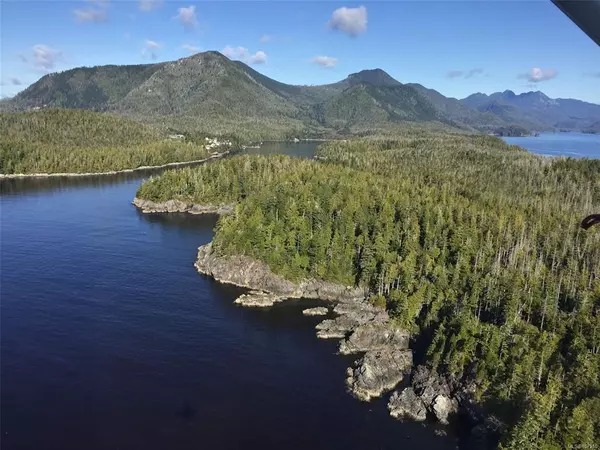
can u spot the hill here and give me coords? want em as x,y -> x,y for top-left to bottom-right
461,90 -> 600,131
3,51 -> 600,137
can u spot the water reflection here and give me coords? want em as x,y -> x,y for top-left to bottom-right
135,210 -> 220,230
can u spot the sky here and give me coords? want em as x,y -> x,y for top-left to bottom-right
1,0 -> 599,103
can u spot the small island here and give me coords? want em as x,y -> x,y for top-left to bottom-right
134,133 -> 600,450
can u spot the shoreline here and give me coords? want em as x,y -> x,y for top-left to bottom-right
133,197 -> 235,215
0,150 -> 231,180
131,192 -> 495,445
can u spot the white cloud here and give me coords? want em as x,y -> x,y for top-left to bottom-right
17,53 -> 28,63
328,6 -> 367,37
73,0 -> 109,23
259,34 -> 272,44
465,68 -> 484,78
32,45 -> 63,72
10,77 -> 22,85
174,5 -> 197,29
312,56 -> 338,68
447,68 -> 485,79
142,40 -> 161,60
519,67 -> 557,83
222,46 -> 267,65
248,51 -> 267,64
182,44 -> 200,54
446,70 -> 464,79
139,0 -> 162,12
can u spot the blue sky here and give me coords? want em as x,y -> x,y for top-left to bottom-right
1,0 -> 599,103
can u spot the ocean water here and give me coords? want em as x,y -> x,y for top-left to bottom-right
502,132 -> 600,159
1,143 -> 455,450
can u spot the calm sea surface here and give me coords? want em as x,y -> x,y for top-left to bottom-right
502,131 -> 600,159
1,142 -> 455,450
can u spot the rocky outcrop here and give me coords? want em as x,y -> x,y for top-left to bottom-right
432,395 -> 457,425
302,307 -> 329,316
234,291 -> 283,307
387,387 -> 427,421
345,348 -> 413,401
412,366 -> 456,410
195,242 -> 365,302
338,323 -> 409,355
133,197 -> 234,215
315,300 -> 388,340
315,316 -> 361,339
388,365 -> 459,425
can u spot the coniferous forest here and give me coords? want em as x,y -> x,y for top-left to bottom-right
137,134 -> 600,449
0,110 -> 212,174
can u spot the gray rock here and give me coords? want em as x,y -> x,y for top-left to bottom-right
302,307 -> 328,316
316,329 -> 348,339
333,301 -> 379,316
432,394 -> 458,425
339,323 -> 409,355
346,348 -> 413,401
132,197 -> 234,215
195,242 -> 364,301
387,387 -> 427,421
315,316 -> 361,339
412,365 -> 452,408
233,291 -> 283,307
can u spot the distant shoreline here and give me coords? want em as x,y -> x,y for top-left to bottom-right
0,151 -> 231,180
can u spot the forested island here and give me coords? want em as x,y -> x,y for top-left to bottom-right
0,110 -> 228,175
136,133 -> 600,449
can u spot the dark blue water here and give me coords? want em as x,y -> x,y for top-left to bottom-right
502,132 -> 600,159
1,144 -> 455,450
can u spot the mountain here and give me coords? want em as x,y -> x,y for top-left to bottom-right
344,68 -> 403,88
461,90 -> 600,131
407,83 -> 506,130
2,50 -> 599,138
2,63 -> 162,112
314,82 -> 446,130
0,52 -> 451,136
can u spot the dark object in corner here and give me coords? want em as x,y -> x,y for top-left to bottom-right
552,1 -> 600,47
581,214 -> 600,230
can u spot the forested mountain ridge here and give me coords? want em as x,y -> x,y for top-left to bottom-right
3,50 -> 598,137
137,135 -> 600,449
461,90 -> 600,131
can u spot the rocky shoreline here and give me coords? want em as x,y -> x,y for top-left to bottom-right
0,150 -> 230,179
194,241 -> 499,447
133,197 -> 235,215
131,174 -> 499,448
194,242 -> 365,301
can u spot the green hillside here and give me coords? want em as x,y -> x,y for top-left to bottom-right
3,51 -> 599,137
0,109 -> 211,174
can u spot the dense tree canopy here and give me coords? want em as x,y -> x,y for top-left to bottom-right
0,109 -> 212,173
137,134 -> 600,448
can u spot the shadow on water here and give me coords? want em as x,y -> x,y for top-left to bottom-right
135,210 -> 220,230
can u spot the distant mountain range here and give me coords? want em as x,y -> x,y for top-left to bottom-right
2,51 -> 599,137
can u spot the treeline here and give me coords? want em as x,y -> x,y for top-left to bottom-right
0,109 -> 210,173
136,155 -> 306,204
137,134 -> 600,448
0,109 -> 159,147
